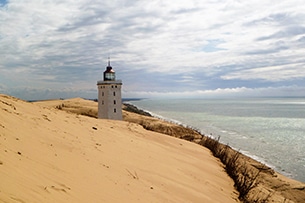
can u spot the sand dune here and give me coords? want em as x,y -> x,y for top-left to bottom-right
0,94 -> 239,203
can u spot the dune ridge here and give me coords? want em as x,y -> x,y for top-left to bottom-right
0,94 -> 239,203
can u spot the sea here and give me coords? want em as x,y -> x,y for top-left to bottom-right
129,98 -> 305,183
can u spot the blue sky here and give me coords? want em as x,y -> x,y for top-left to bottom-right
1,0 -> 305,100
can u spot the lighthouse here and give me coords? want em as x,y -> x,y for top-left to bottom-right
97,58 -> 122,120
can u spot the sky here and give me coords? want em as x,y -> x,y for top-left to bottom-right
1,0 -> 305,100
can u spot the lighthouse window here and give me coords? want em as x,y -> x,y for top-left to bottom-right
114,108 -> 116,113
114,100 -> 116,104
111,85 -> 114,88
115,85 -> 117,88
113,92 -> 116,96
102,92 -> 104,96
102,100 -> 104,105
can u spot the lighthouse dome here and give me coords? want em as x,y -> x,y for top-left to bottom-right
103,59 -> 116,81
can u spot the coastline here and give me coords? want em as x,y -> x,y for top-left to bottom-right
2,95 -> 304,202
123,102 -> 305,202
128,98 -> 305,182
36,98 -> 305,202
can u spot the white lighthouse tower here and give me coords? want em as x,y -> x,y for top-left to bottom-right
97,58 -> 122,120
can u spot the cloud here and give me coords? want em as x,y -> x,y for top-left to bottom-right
257,26 -> 305,41
1,0 -> 305,99
124,86 -> 305,99
221,62 -> 305,82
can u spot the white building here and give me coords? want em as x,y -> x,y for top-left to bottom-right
97,59 -> 122,120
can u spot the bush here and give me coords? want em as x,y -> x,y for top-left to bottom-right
199,136 -> 270,202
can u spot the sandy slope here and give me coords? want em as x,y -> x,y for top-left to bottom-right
0,94 -> 239,203
33,97 -> 305,202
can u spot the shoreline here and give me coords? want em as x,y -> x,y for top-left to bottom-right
123,102 -> 305,202
125,103 -> 276,168
24,97 -> 305,202
127,100 -> 304,183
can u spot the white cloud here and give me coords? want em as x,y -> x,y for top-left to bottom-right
124,86 -> 305,99
221,63 -> 305,82
1,0 -> 305,99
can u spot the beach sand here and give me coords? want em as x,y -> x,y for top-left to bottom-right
33,97 -> 305,203
0,94 -> 239,203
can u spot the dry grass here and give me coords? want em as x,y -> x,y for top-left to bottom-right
198,136 -> 261,201
198,135 -> 302,203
